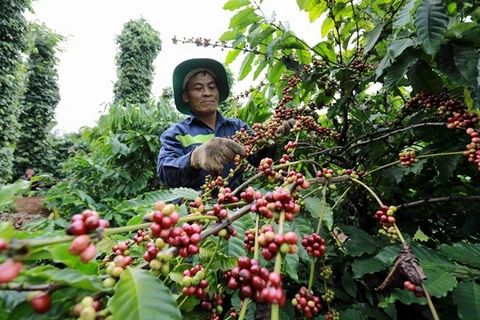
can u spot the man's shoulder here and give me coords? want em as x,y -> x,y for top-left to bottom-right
162,118 -> 192,136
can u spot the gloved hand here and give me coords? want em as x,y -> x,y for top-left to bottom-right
274,118 -> 296,139
190,137 -> 246,172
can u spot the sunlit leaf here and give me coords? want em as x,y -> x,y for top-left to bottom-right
229,7 -> 262,29
223,0 -> 251,11
110,268 -> 181,320
238,52 -> 255,80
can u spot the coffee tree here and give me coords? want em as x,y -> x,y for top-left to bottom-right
1,0 -> 480,320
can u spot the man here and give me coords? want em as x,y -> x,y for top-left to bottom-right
157,58 -> 291,190
20,167 -> 35,181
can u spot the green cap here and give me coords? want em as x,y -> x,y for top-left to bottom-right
172,58 -> 230,114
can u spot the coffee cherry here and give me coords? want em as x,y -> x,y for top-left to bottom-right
30,292 -> 51,314
69,235 -> 91,255
79,245 -> 97,263
0,258 -> 23,284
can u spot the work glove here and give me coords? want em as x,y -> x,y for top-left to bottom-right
190,137 -> 246,172
274,118 -> 296,139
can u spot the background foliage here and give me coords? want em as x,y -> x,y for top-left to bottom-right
113,18 -> 162,105
0,0 -> 30,183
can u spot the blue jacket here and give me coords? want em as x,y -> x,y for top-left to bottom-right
158,111 -> 269,190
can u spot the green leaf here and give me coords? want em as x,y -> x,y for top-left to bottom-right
352,303 -> 391,320
308,2 -> 327,23
341,272 -> 357,298
341,225 -> 378,257
229,7 -> 262,29
266,60 -> 285,84
339,308 -> 369,320
0,222 -> 14,241
364,23 -> 384,54
312,41 -> 336,63
440,242 -> 480,269
0,180 -> 30,206
223,0 -> 251,11
437,41 -> 479,89
414,0 -> 448,55
44,269 -> 104,291
50,244 -> 98,275
110,268 -> 181,320
379,288 -> 427,307
407,59 -> 443,94
221,219 -> 247,258
413,227 -> 429,242
446,22 -> 480,46
284,253 -> 299,282
225,47 -> 244,64
388,38 -> 418,59
384,50 -> 418,89
297,0 -> 316,11
115,188 -> 198,212
352,257 -> 388,278
304,196 -> 333,228
393,0 -> 417,32
411,243 -> 457,270
433,154 -> 461,185
238,52 -> 255,80
453,281 -> 480,320
321,17 -> 334,38
423,265 -> 457,298
248,25 -> 275,48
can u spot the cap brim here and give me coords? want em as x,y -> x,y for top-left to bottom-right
172,58 -> 230,114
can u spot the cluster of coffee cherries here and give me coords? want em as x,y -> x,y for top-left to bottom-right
66,209 -> 110,236
256,225 -> 299,260
239,186 -> 256,203
464,128 -> 480,171
68,234 -> 97,263
27,291 -> 51,314
374,205 -> 397,227
258,157 -> 277,182
284,141 -> 298,152
302,233 -> 326,258
319,265 -> 333,279
399,150 -> 418,167
322,289 -> 335,303
200,291 -> 225,320
336,168 -> 364,179
404,280 -> 425,297
73,296 -> 103,320
182,265 -> 209,299
283,170 -> 310,190
132,229 -> 150,245
279,153 -> 295,165
250,187 -> 301,221
292,286 -> 322,318
103,253 -> 133,288
324,310 -> 340,320
224,257 -> 286,306
378,225 -> 400,243
217,187 -> 240,204
188,197 -> 205,214
278,74 -> 300,108
144,202 -> 181,239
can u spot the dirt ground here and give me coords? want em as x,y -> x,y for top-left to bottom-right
0,196 -> 50,229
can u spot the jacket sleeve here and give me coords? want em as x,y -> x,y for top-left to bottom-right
157,130 -> 203,188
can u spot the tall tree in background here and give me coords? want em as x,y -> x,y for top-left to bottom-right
113,18 -> 162,105
0,0 -> 30,183
13,22 -> 62,178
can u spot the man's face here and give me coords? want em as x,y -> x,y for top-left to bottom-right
26,169 -> 34,177
182,72 -> 219,117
